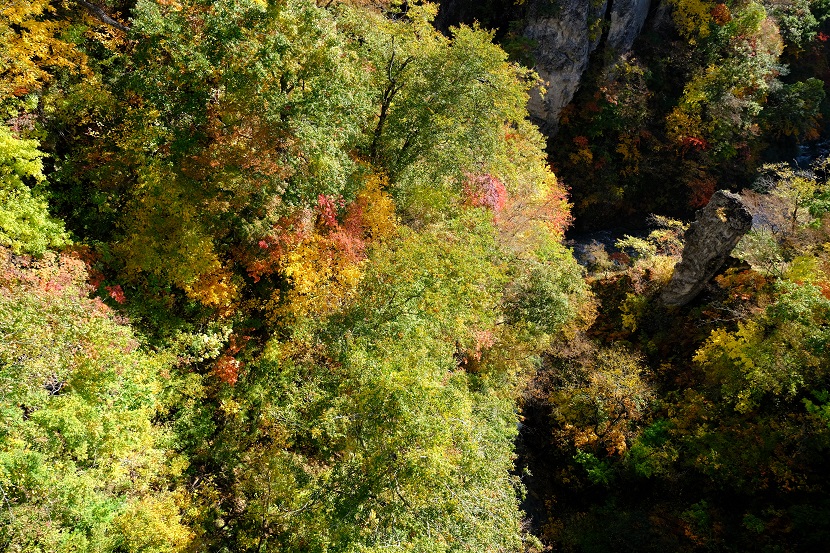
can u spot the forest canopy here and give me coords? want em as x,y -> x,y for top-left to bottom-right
0,1 -> 586,551
2,0 -> 830,551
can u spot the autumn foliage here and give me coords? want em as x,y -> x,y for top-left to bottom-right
4,0 -> 830,550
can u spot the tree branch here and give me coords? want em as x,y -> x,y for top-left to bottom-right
76,0 -> 130,32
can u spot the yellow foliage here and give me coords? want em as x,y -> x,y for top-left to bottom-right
569,146 -> 593,166
355,174 -> 397,240
552,345 -> 651,457
116,163 -> 226,301
0,0 -> 90,98
784,255 -> 822,284
113,493 -> 193,553
620,292 -> 648,332
668,0 -> 714,41
694,323 -> 759,371
184,266 -> 238,312
272,234 -> 364,322
616,133 -> 642,176
695,322 -> 766,412
666,102 -> 704,145
117,204 -> 220,289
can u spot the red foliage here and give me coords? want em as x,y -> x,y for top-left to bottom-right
573,135 -> 590,148
687,174 -> 717,208
39,257 -> 88,296
463,173 -> 507,212
610,252 -> 631,266
817,32 -> 829,42
41,279 -> 67,294
584,101 -> 601,114
681,136 -> 710,153
316,194 -> 344,230
314,193 -> 370,262
88,271 -> 106,290
340,201 -> 365,237
331,202 -> 368,262
558,104 -> 577,126
106,284 -> 126,304
0,250 -> 112,318
330,229 -> 366,263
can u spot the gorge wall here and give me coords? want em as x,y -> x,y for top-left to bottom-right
435,0 -> 653,135
524,0 -> 652,134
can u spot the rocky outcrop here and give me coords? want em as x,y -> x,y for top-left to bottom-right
525,0 -> 604,135
607,0 -> 652,53
524,0 -> 652,134
433,0 -> 654,136
661,191 -> 753,307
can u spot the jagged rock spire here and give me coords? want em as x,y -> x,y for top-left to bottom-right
661,190 -> 753,307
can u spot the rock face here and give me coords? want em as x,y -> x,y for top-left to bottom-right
433,0 -> 653,136
525,0 -> 604,135
524,0 -> 652,134
607,0 -> 652,53
661,191 -> 753,307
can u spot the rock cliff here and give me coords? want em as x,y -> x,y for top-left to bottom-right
607,0 -> 653,53
524,0 -> 652,134
434,0 -> 654,135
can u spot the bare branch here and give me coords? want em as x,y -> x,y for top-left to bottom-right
76,0 -> 130,32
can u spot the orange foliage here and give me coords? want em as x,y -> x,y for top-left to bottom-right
213,334 -> 250,385
710,3 -> 732,25
106,284 -> 127,304
681,136 -> 709,153
182,109 -> 293,188
496,172 -> 572,253
66,244 -> 107,289
715,268 -> 770,302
